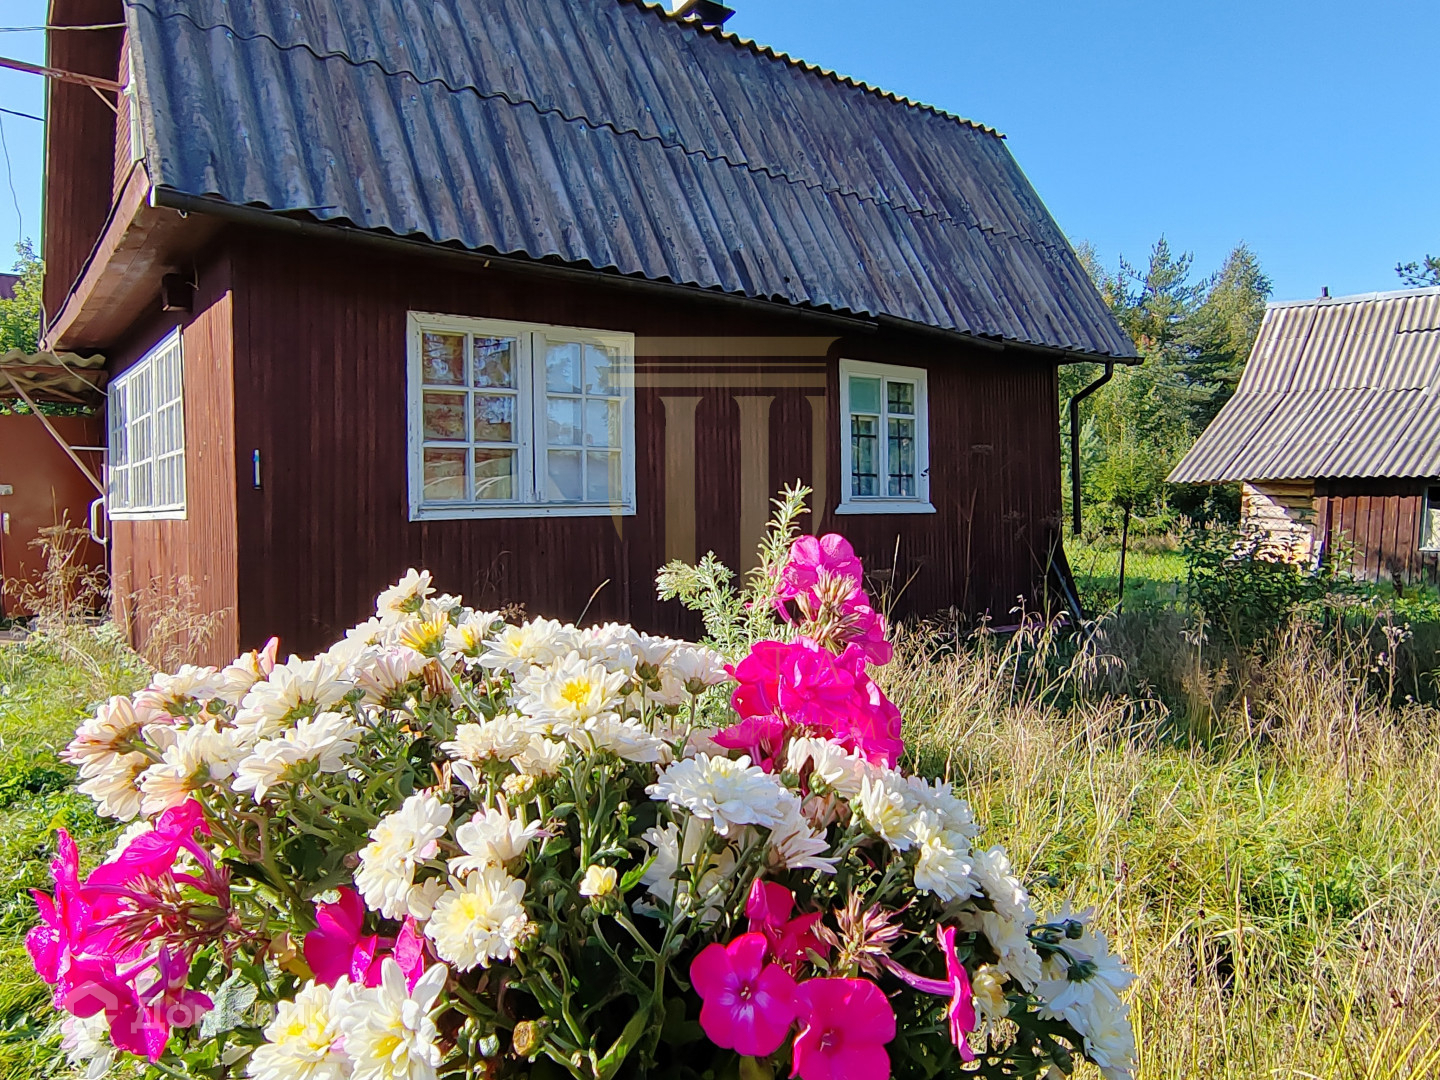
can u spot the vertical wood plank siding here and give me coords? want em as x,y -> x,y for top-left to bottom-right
1315,480 -> 1440,586
42,2 -> 124,318
204,235 -> 1065,653
108,254 -> 240,664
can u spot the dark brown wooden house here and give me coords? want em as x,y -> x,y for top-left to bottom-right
1170,287 -> 1440,584
40,0 -> 1135,663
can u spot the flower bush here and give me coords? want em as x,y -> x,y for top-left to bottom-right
29,501 -> 1136,1080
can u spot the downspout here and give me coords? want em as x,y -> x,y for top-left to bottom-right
1067,362 -> 1114,536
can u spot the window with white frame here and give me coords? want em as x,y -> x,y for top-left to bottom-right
108,329 -> 186,517
407,313 -> 636,519
1422,487 -> 1440,552
837,358 -> 933,514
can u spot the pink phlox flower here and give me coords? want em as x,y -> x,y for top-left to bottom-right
840,599 -> 893,667
58,955 -> 146,1056
714,715 -> 788,772
791,977 -> 895,1080
690,932 -> 799,1058
27,831 -> 86,985
84,801 -> 217,921
305,887 -> 387,988
884,925 -> 977,1062
127,947 -> 212,1061
777,535 -> 864,601
393,916 -> 432,992
745,881 -> 830,974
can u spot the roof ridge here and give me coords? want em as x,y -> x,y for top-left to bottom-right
626,0 -> 1004,138
1268,285 -> 1440,310
127,0 -> 1064,258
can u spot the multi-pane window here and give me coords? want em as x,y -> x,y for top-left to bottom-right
407,314 -> 635,519
838,359 -> 932,514
108,329 -> 186,518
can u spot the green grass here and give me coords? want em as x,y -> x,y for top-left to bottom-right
1068,536 -> 1188,612
0,629 -> 147,1079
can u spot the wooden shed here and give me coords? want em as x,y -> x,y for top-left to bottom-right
40,0 -> 1135,663
1170,287 -> 1440,585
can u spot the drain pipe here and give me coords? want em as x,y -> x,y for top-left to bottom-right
1067,362 -> 1114,536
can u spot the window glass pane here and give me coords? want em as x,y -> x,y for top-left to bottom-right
887,380 -> 915,416
547,450 -> 583,501
584,399 -> 621,447
423,449 -> 467,501
422,333 -> 465,385
474,450 -> 515,501
851,414 -> 878,497
888,417 -> 916,498
423,392 -> 467,441
473,338 -> 516,388
473,394 -> 515,443
546,397 -> 582,445
111,392 -> 128,466
1426,489 -> 1440,549
133,460 -> 152,508
131,365 -> 150,419
586,451 -> 622,503
585,344 -> 618,393
132,414 -> 151,464
849,376 -> 881,415
546,342 -> 581,393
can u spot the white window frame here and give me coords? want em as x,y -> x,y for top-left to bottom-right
837,358 -> 934,515
107,328 -> 186,520
406,312 -> 637,521
1421,486 -> 1440,552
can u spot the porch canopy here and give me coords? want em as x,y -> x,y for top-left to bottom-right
0,349 -> 107,495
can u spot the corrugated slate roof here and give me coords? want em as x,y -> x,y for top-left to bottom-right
1170,287 -> 1440,483
123,0 -> 1135,358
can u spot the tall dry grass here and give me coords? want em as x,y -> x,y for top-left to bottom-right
886,616 -> 1440,1079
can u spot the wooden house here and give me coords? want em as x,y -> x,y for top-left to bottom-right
40,0 -> 1135,663
1170,287 -> 1440,584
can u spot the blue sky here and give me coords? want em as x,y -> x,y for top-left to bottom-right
1,0 -> 1437,301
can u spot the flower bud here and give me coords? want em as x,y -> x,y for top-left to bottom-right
511,1020 -> 547,1058
579,864 -> 618,899
502,773 -> 537,801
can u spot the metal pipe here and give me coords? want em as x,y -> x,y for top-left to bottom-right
1067,361 -> 1113,535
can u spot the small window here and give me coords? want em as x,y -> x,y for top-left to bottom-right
1422,487 -> 1440,551
108,329 -> 185,518
837,359 -> 933,515
407,313 -> 636,520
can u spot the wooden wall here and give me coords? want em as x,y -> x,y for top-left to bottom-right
43,1 -> 124,319
223,233 -> 1065,654
108,253 -> 240,665
1241,481 -> 1319,561
1314,479 -> 1440,587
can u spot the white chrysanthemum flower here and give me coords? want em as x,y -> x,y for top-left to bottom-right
76,749 -> 148,821
646,754 -> 791,836
1079,989 -> 1138,1080
356,793 -> 453,919
139,721 -> 246,815
957,909 -> 1043,989
449,807 -> 542,875
60,1013 -> 116,1080
973,845 -> 1033,923
424,869 -> 528,971
563,715 -> 669,763
766,796 -> 838,874
514,736 -> 568,777
645,670 -> 690,708
444,611 -> 503,660
136,664 -> 225,714
636,817 -> 734,922
664,645 -> 730,694
248,979 -> 350,1080
787,736 -> 874,798
854,774 -> 917,850
233,712 -> 362,802
1036,910 -> 1135,1021
632,632 -> 679,670
376,569 -> 435,622
355,647 -> 430,704
339,961 -> 447,1080
579,864 -> 618,898
972,964 -> 1009,1022
908,812 -> 977,902
235,657 -> 352,741
478,618 -> 575,676
519,652 -> 628,725
573,622 -> 642,671
216,639 -> 279,704
440,715 -> 537,763
904,776 -> 980,841
64,695 -> 151,770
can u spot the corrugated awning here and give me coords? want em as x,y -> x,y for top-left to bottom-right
0,349 -> 107,405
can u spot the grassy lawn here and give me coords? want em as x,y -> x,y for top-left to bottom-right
1068,536 -> 1187,612
0,630 -> 147,1079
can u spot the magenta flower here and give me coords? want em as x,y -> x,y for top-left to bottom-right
746,881 -> 829,974
777,535 -> 864,599
791,978 -> 895,1080
886,925 -> 977,1061
132,947 -> 213,1060
714,715 -> 788,772
393,916 -> 432,992
304,887 -> 386,988
690,932 -> 799,1057
26,830 -> 86,985
85,800 -> 215,919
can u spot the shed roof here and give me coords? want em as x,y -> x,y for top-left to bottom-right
123,0 -> 1135,359
1169,287 -> 1440,483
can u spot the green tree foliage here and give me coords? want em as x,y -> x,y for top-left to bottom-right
0,240 -> 42,355
1396,255 -> 1440,288
1064,239 -> 1271,534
